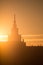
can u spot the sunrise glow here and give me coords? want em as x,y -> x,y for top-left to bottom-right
0,35 -> 8,42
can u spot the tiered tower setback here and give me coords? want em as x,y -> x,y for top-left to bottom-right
9,14 -> 21,42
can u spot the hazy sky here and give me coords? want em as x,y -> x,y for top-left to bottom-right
0,0 -> 43,35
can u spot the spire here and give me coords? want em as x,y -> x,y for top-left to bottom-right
13,13 -> 17,28
14,14 -> 16,24
13,13 -> 18,32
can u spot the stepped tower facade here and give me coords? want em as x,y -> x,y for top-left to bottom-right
9,14 -> 21,43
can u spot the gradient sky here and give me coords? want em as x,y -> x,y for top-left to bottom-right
0,0 -> 43,35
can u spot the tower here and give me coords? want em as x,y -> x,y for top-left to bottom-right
9,14 -> 21,42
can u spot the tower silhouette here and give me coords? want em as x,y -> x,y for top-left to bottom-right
9,14 -> 21,43
8,14 -> 26,48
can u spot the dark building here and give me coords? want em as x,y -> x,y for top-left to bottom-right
8,14 -> 26,47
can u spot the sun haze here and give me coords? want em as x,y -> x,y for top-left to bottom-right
0,35 -> 8,42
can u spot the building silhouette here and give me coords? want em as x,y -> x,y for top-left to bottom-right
8,14 -> 26,47
0,14 -> 43,65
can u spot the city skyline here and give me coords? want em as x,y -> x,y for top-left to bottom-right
0,1 -> 43,64
0,0 -> 43,46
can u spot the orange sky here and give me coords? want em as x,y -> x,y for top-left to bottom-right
0,0 -> 43,36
